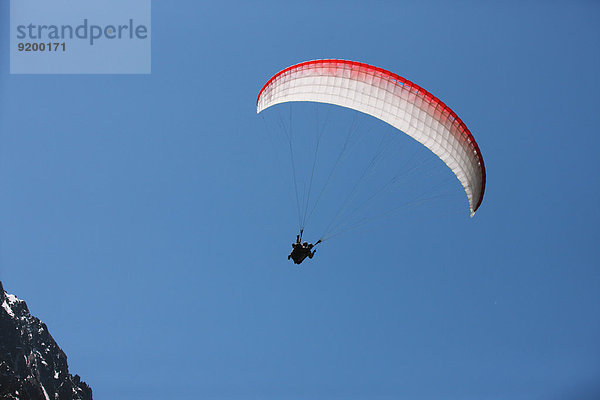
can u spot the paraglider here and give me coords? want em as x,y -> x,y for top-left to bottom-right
288,230 -> 321,265
257,60 -> 486,263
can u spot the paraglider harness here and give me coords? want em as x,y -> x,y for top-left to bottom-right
288,230 -> 321,265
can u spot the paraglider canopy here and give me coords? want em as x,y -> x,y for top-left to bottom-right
257,59 -> 486,216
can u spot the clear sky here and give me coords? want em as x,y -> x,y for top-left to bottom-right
1,1 -> 599,399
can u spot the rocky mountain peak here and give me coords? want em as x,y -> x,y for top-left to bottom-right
0,281 -> 92,400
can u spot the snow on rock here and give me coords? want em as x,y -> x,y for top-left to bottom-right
41,384 -> 51,400
2,299 -> 14,317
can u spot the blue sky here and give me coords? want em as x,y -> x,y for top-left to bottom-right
1,1 -> 599,399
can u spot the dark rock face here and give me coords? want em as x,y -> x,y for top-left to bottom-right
0,281 -> 92,400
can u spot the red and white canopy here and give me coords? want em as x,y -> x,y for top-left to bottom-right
257,59 -> 486,216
